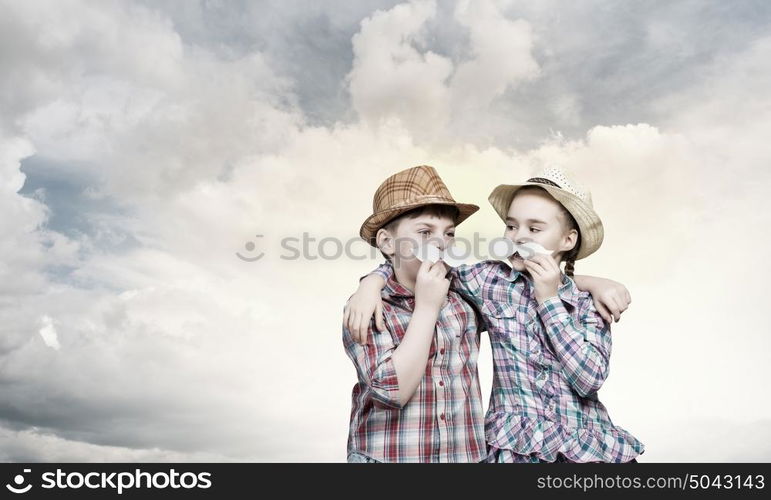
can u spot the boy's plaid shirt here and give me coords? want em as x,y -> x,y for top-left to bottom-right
343,271 -> 486,463
371,260 -> 644,463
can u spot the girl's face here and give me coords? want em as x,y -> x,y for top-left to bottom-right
504,189 -> 578,272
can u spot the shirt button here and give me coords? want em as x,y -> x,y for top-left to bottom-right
439,348 -> 445,355
439,380 -> 444,387
440,413 -> 446,420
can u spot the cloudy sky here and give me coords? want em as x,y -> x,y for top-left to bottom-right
1,0 -> 770,462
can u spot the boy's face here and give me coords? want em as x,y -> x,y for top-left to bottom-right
380,213 -> 456,280
504,190 -> 577,272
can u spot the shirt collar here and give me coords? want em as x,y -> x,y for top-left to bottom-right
383,269 -> 415,300
495,260 -> 583,308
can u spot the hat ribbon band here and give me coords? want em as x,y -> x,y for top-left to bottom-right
527,177 -> 561,188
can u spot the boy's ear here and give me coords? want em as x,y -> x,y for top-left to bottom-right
559,228 -> 578,253
376,228 -> 395,257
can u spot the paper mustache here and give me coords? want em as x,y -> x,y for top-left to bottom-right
490,239 -> 554,260
411,243 -> 468,268
410,240 -> 554,267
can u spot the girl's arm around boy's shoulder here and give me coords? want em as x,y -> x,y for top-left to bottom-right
451,259 -> 510,306
344,263 -> 391,345
342,260 -> 450,408
345,260 -> 503,343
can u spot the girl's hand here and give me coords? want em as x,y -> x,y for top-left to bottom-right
343,275 -> 386,345
523,254 -> 562,304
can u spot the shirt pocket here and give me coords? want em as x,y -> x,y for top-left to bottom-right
481,301 -> 531,355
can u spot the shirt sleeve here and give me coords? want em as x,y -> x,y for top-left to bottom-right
451,261 -> 495,308
344,263 -> 392,304
537,295 -> 612,398
366,261 -> 393,283
342,312 -> 403,409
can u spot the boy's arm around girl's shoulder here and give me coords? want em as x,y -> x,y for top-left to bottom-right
537,293 -> 612,398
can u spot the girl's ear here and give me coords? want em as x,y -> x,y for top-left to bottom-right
559,228 -> 578,253
376,228 -> 394,257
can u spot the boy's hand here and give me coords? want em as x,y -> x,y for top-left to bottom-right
575,276 -> 631,324
414,259 -> 451,313
344,275 -> 386,346
524,254 -> 561,304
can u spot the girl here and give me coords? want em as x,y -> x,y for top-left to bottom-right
480,166 -> 643,462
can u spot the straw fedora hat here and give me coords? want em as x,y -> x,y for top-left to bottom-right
360,165 -> 479,246
488,166 -> 604,260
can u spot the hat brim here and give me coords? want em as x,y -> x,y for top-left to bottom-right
488,183 -> 603,260
360,198 -> 480,247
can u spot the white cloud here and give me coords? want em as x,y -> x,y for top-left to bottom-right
0,136 -> 51,297
348,0 -> 453,137
348,0 -> 539,141
38,315 -> 60,350
450,0 -> 539,111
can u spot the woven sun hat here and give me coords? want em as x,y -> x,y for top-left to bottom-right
487,165 -> 604,260
360,165 -> 480,247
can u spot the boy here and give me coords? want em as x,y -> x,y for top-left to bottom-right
343,165 -> 486,463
